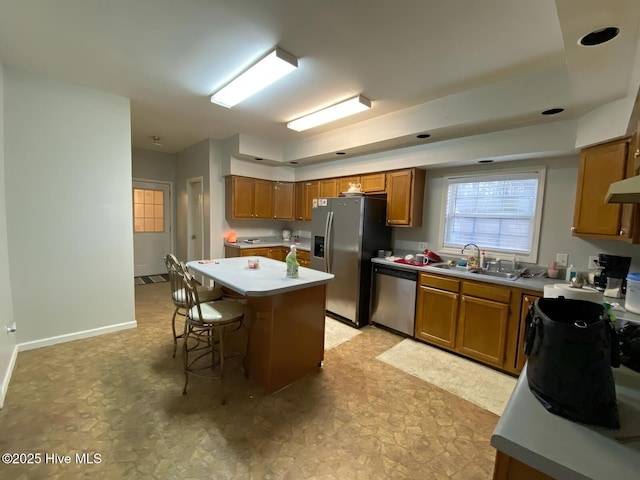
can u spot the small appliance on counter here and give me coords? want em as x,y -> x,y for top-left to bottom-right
594,254 -> 632,298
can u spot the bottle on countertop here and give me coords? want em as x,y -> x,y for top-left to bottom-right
286,245 -> 299,278
565,264 -> 577,282
480,250 -> 486,269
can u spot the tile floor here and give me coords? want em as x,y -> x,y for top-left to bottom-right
0,282 -> 499,479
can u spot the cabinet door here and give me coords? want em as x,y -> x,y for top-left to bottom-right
267,247 -> 286,261
415,285 -> 459,349
361,172 -> 386,193
319,178 -> 338,197
338,176 -> 361,194
572,139 -> 628,238
273,182 -> 294,220
228,176 -> 254,219
385,169 -> 425,227
515,294 -> 539,372
303,181 -> 319,221
253,179 -> 273,219
456,295 -> 509,367
294,182 -> 305,221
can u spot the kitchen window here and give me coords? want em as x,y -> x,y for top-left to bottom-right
438,167 -> 546,263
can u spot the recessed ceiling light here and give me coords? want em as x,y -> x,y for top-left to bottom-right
578,27 -> 620,47
478,159 -> 494,164
254,157 -> 263,161
541,108 -> 564,116
335,152 -> 346,155
416,133 -> 431,139
289,161 -> 298,165
151,136 -> 163,147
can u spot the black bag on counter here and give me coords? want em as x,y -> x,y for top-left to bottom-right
523,297 -> 620,429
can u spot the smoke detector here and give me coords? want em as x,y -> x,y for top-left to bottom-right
151,136 -> 163,147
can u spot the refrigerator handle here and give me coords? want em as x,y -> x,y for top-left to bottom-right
325,211 -> 334,273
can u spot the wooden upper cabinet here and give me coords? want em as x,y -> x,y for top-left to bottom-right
572,138 -> 637,240
361,172 -> 386,193
338,176 -> 361,194
385,168 -> 426,227
319,178 -> 338,197
253,179 -> 273,219
303,180 -> 319,221
272,182 -> 294,220
294,182 -> 305,221
225,176 -> 273,220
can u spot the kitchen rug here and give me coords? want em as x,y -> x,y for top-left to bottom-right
376,338 -> 517,416
324,317 -> 362,351
134,274 -> 170,286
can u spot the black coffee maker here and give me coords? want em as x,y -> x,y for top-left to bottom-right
594,254 -> 631,297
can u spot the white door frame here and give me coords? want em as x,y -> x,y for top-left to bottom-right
132,178 -> 174,274
186,176 -> 204,262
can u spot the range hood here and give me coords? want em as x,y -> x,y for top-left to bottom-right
606,175 -> 640,204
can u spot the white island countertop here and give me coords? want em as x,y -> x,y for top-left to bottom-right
186,257 -> 333,297
491,364 -> 640,479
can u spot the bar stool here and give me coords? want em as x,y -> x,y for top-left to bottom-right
181,269 -> 247,404
164,254 -> 224,357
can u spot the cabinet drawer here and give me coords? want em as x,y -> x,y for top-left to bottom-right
297,250 -> 311,261
462,281 -> 511,303
420,273 -> 460,293
240,248 -> 269,257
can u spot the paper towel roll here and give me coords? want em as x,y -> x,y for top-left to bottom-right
543,283 -> 604,304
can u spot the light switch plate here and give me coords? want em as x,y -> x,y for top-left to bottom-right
418,242 -> 428,251
556,253 -> 568,268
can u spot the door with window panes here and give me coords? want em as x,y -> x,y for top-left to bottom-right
133,181 -> 172,276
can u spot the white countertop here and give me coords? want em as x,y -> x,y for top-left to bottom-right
492,365 -> 640,479
186,257 -> 333,297
224,237 -> 311,251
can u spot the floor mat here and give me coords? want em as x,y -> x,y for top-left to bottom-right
134,274 -> 170,285
324,317 -> 361,350
377,338 -> 516,416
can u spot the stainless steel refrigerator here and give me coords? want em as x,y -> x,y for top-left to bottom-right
311,196 -> 392,327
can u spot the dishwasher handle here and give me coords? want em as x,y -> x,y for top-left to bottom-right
373,265 -> 418,281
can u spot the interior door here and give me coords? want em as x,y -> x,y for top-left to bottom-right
187,178 -> 204,262
133,180 -> 172,276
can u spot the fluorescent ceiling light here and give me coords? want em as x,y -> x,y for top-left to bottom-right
210,47 -> 298,108
287,96 -> 371,131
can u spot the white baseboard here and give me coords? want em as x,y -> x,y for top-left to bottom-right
17,321 -> 137,352
0,345 -> 18,409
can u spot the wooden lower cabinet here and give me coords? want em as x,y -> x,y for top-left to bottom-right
224,246 -> 287,261
414,272 -> 534,375
415,274 -> 459,349
493,451 -> 554,480
297,249 -> 311,268
515,294 -> 539,372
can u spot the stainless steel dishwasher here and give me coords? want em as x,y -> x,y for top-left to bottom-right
370,264 -> 418,336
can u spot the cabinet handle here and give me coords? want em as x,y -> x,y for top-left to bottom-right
453,294 -> 458,300
635,149 -> 639,158
620,229 -> 626,236
571,226 -> 575,232
524,296 -> 529,302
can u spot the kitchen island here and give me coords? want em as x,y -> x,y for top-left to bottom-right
186,257 -> 334,394
491,364 -> 640,479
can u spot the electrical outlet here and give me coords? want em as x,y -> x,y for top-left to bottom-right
418,242 -> 428,251
556,253 -> 568,268
588,256 -> 599,270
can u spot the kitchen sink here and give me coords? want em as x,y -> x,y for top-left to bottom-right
430,263 -> 516,278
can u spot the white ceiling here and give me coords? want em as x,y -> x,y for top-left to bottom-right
1,0 -> 639,164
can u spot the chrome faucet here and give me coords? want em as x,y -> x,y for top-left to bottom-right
461,243 -> 481,267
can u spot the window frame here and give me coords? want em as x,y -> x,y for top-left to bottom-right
436,166 -> 546,264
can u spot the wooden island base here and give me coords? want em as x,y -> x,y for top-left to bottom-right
243,284 -> 326,393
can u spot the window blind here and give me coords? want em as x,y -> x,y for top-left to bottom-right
443,172 -> 540,256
